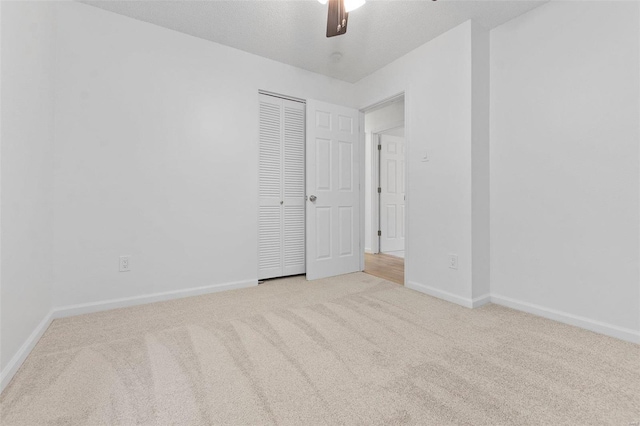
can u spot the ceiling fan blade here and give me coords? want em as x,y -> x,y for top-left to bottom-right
326,0 -> 348,38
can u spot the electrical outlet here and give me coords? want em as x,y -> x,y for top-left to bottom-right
119,255 -> 131,272
448,254 -> 458,270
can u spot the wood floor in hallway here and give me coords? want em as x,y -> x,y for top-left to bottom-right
364,252 -> 404,285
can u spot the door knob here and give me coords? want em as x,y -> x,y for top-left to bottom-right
309,195 -> 317,202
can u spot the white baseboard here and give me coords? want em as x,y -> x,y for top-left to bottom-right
407,281 -> 484,309
1,311 -> 54,393
471,293 -> 491,308
491,294 -> 640,344
0,278 -> 257,394
406,282 -> 639,344
51,279 -> 257,319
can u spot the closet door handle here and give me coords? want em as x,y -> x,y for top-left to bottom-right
309,195 -> 317,202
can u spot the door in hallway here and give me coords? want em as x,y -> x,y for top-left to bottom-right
379,134 -> 405,253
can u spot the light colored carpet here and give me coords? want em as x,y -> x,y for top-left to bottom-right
1,272 -> 639,425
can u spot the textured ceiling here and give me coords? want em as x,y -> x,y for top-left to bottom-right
81,0 -> 546,83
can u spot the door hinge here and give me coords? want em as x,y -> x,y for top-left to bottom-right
377,187 -> 381,193
378,230 -> 381,237
378,144 -> 382,151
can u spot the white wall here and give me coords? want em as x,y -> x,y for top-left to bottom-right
364,100 -> 404,253
355,21 -> 491,307
2,0 -> 638,394
490,1 -> 640,338
1,1 -> 55,374
471,22 -> 491,299
51,2 -> 355,309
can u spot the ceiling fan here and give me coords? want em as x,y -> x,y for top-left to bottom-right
318,0 -> 437,38
317,0 -> 365,38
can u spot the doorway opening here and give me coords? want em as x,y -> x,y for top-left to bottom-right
361,94 -> 405,285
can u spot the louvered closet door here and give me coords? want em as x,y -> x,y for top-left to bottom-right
258,94 -> 305,280
258,96 -> 282,279
282,101 -> 306,276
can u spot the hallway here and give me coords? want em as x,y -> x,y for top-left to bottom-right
364,253 -> 404,285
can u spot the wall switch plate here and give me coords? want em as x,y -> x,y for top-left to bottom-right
448,254 -> 458,270
119,255 -> 131,272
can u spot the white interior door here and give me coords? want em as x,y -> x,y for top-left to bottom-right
258,94 -> 305,280
379,134 -> 405,253
282,101 -> 306,277
306,100 -> 360,280
258,96 -> 283,279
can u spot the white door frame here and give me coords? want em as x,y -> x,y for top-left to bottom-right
358,112 -> 365,271
359,92 -> 407,284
